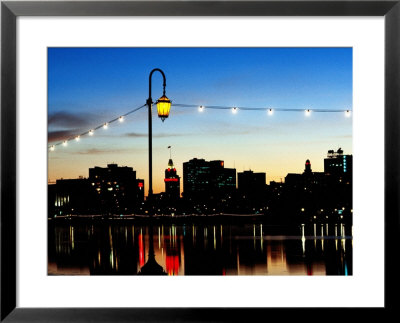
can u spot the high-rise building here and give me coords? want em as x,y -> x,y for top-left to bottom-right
183,158 -> 236,200
136,179 -> 145,204
49,178 -> 97,216
238,170 -> 266,201
164,158 -> 180,200
89,163 -> 138,214
324,148 -> 353,179
304,159 -> 312,174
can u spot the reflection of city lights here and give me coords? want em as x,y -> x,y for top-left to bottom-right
301,224 -> 306,255
166,255 -> 180,276
138,233 -> 144,267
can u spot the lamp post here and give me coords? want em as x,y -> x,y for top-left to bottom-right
147,68 -> 172,199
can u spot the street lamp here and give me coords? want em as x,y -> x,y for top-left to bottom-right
147,68 -> 172,198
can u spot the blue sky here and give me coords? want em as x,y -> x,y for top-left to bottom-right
48,47 -> 352,194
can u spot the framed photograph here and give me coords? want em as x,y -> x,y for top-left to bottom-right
1,0 -> 399,321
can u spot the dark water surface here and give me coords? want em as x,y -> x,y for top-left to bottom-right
48,219 -> 352,275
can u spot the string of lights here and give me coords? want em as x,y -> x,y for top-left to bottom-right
173,103 -> 352,114
49,104 -> 146,151
48,102 -> 352,151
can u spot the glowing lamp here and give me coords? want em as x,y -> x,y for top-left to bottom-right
156,95 -> 171,122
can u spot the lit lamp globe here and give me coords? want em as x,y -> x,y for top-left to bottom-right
156,95 -> 171,122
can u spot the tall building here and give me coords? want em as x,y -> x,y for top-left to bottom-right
238,170 -> 266,201
324,148 -> 353,179
304,159 -> 312,174
49,177 -> 98,216
285,159 -> 326,188
164,158 -> 180,200
136,179 -> 145,204
183,158 -> 236,200
89,163 -> 139,214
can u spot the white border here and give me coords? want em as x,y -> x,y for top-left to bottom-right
17,17 -> 384,307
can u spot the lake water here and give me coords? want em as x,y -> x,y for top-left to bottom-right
48,220 -> 352,275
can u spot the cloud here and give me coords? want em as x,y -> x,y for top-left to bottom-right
335,134 -> 352,138
73,148 -> 131,155
124,132 -> 190,138
48,129 -> 80,142
48,111 -> 93,128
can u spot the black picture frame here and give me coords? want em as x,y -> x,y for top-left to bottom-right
1,0 -> 399,321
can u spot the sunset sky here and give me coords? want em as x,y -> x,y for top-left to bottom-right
48,47 -> 352,195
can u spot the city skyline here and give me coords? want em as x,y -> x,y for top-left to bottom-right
49,147 -> 351,198
48,47 -> 352,194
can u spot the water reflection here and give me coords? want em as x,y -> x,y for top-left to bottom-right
48,222 -> 352,276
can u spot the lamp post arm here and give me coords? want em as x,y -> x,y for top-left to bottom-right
148,68 -> 167,103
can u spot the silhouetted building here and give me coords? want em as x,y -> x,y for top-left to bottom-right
49,177 -> 98,216
324,148 -> 353,179
304,159 -> 312,174
164,158 -> 180,200
88,163 -> 139,215
183,158 -> 236,201
238,170 -> 266,201
136,179 -> 145,204
285,160 -> 326,188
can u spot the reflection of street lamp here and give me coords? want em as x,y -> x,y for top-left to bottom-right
138,225 -> 167,275
147,68 -> 172,198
